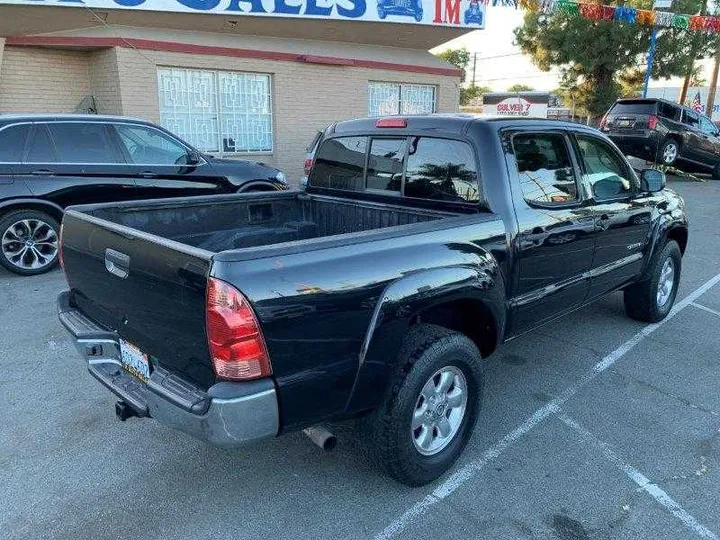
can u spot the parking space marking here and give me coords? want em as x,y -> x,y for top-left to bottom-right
558,412 -> 719,540
691,302 -> 720,319
373,272 -> 720,540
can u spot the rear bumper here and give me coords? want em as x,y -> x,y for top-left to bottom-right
58,291 -> 279,448
607,132 -> 660,161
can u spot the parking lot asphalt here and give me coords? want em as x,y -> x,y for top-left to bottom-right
2,178 -> 720,540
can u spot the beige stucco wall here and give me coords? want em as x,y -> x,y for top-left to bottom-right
0,41 -> 459,183
114,47 -> 459,182
0,38 -> 5,79
0,46 -> 91,113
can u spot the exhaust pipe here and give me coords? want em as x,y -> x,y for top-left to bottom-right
115,400 -> 139,422
303,425 -> 337,451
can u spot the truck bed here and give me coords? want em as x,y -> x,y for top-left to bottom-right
85,191 -> 452,254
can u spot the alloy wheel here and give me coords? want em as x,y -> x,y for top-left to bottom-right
1,219 -> 59,271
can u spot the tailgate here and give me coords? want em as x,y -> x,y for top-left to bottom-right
61,209 -> 215,389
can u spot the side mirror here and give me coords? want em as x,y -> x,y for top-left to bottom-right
186,151 -> 201,165
640,168 -> 666,193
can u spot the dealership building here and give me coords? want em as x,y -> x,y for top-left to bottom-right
0,0 -> 480,182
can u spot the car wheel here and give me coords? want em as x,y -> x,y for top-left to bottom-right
659,139 -> 679,166
624,240 -> 681,323
0,210 -> 60,276
370,324 -> 483,486
712,164 -> 720,180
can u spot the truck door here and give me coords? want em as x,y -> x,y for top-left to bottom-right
505,130 -> 598,334
572,133 -> 653,300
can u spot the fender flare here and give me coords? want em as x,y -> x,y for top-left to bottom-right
343,261 -> 506,414
0,198 -> 64,220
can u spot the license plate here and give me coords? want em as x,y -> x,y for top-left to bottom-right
120,339 -> 151,383
618,119 -> 632,127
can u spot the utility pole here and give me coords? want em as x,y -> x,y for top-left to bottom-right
471,52 -> 477,87
706,48 -> 720,118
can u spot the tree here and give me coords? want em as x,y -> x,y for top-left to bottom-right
507,83 -> 535,92
514,0 -> 713,119
460,84 -> 491,106
435,48 -> 471,82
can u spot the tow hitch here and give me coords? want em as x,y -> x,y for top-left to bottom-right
115,400 -> 139,422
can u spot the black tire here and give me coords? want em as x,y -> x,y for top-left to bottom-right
712,164 -> 720,180
659,139 -> 679,166
624,240 -> 681,323
0,209 -> 60,276
371,324 -> 484,486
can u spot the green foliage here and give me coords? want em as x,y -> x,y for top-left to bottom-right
460,84 -> 491,105
507,83 -> 535,92
435,48 -> 471,82
514,0 -> 714,118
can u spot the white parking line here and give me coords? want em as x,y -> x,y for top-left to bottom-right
373,272 -> 720,540
558,412 -> 719,540
691,302 -> 720,319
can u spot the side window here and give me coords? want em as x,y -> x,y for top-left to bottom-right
26,125 -> 58,163
114,124 -> 190,165
0,125 -> 30,162
699,116 -> 717,135
405,137 -> 479,202
576,135 -> 634,200
512,132 -> 578,204
658,102 -> 681,121
682,110 -> 699,128
48,123 -> 121,164
366,138 -> 405,192
310,136 -> 367,191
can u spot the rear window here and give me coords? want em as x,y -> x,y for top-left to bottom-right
309,135 -> 480,204
610,101 -> 657,115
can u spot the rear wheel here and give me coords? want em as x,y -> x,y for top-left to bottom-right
659,139 -> 679,166
370,324 -> 483,486
624,240 -> 681,322
0,209 -> 60,275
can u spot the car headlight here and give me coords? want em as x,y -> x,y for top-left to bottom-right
275,171 -> 287,184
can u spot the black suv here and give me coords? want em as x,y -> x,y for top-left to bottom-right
0,114 -> 287,275
601,98 -> 720,177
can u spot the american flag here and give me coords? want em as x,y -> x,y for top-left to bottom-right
692,91 -> 704,114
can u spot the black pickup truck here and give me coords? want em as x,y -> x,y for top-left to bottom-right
58,115 -> 688,486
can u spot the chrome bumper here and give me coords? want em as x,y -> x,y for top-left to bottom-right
58,291 -> 279,448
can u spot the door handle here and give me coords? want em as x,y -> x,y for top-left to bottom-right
30,169 -> 54,176
597,214 -> 610,230
139,171 -> 157,179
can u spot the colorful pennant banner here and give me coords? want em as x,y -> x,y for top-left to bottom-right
491,0 -> 720,33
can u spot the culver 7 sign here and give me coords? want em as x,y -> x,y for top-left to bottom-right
0,0 -> 485,28
483,92 -> 550,118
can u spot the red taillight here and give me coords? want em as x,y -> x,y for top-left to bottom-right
599,114 -> 608,130
206,277 -> 272,381
648,114 -> 658,130
303,157 -> 313,176
375,118 -> 407,128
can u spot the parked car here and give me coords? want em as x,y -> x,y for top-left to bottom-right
58,115 -> 687,486
377,0 -> 423,22
601,97 -> 720,177
0,114 -> 287,275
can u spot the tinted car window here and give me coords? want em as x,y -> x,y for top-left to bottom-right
682,110 -> 699,127
26,125 -> 58,163
610,101 -> 657,115
310,136 -> 367,191
0,124 -> 30,162
366,138 -> 405,192
699,116 -> 717,135
513,133 -> 577,204
405,137 -> 479,202
658,102 -> 681,121
115,124 -> 189,165
576,135 -> 634,200
48,123 -> 120,164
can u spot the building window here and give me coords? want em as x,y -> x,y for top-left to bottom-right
157,68 -> 272,154
368,82 -> 436,117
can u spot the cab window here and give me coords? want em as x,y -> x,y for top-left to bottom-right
405,138 -> 479,202
575,134 -> 634,200
512,132 -> 578,205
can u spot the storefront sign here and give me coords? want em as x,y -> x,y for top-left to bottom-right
0,0 -> 485,28
483,92 -> 549,117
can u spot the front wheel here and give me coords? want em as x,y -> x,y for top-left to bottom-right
370,324 -> 483,486
624,240 -> 681,322
0,210 -> 60,275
